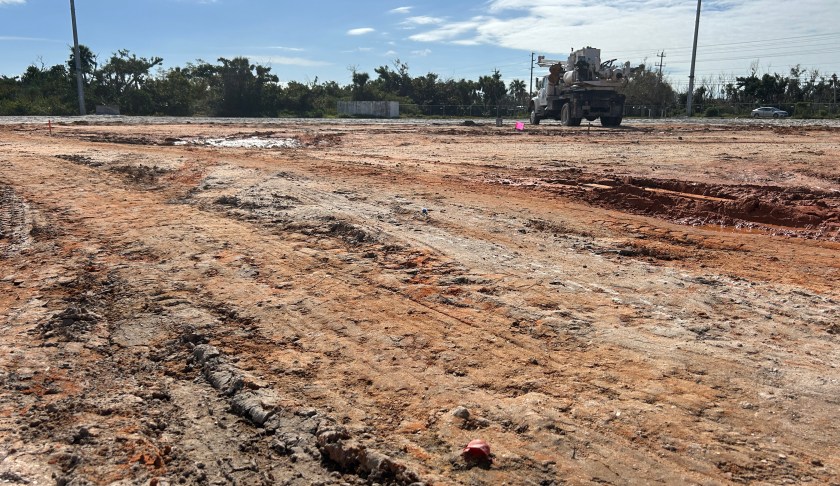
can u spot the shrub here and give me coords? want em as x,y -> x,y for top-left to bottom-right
794,102 -> 812,118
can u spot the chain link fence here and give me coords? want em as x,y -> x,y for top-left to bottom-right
400,104 -> 528,118
629,102 -> 840,118
396,102 -> 840,119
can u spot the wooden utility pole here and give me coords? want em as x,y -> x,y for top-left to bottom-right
685,0 -> 701,116
70,0 -> 86,115
656,52 -> 666,117
657,51 -> 666,80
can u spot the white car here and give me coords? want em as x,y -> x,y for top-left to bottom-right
751,106 -> 788,118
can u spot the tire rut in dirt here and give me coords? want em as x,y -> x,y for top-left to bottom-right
0,184 -> 33,257
7,248 -> 419,485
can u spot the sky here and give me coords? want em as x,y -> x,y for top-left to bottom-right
1,0 -> 839,91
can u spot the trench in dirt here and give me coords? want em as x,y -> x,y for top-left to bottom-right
490,171 -> 840,240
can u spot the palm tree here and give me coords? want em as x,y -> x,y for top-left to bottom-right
508,79 -> 528,106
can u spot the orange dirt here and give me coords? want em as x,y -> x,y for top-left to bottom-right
1,120 -> 838,485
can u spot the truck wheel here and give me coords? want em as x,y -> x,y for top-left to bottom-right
560,104 -> 572,126
530,108 -> 541,125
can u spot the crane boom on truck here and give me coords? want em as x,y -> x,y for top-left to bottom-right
530,47 -> 630,127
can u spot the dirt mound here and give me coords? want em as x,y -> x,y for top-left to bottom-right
490,172 -> 840,239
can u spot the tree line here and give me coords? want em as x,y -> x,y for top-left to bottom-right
0,46 -> 835,117
0,47 -> 525,117
687,64 -> 838,117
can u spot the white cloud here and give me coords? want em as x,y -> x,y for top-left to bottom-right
0,36 -> 59,42
402,16 -> 444,26
389,6 -> 412,14
267,46 -> 305,52
406,0 -> 840,80
411,49 -> 432,57
341,47 -> 374,54
408,18 -> 484,43
347,27 -> 375,36
384,50 -> 398,56
0,0 -> 26,4
245,55 -> 330,67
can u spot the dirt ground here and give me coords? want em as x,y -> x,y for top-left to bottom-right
1,119 -> 838,486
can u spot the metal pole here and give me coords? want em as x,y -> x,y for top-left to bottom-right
685,0 -> 701,116
529,52 -> 535,98
70,0 -> 86,115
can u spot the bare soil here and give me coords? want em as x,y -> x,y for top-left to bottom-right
1,120 -> 838,485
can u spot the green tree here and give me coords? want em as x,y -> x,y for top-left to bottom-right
309,79 -> 346,117
620,65 -> 677,108
373,59 -> 413,100
148,67 -> 195,116
67,44 -> 97,84
11,62 -> 76,115
477,69 -> 505,108
350,69 -> 373,101
95,49 -> 163,113
280,80 -> 312,114
508,79 -> 527,106
412,72 -> 440,106
784,66 -> 804,102
212,57 -> 279,116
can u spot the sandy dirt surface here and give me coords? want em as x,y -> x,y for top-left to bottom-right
1,119 -> 838,485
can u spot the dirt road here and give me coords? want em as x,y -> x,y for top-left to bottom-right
1,120 -> 838,485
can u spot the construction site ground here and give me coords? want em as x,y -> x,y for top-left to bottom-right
1,118 -> 838,486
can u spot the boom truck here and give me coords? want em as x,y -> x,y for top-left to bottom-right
530,47 -> 630,127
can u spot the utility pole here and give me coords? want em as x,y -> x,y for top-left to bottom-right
656,51 -> 666,117
656,51 -> 666,81
685,0 -> 701,117
70,0 -> 86,115
529,52 -> 535,98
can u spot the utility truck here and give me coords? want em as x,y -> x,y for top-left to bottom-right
530,47 -> 629,127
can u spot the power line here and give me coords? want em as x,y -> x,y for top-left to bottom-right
608,31 -> 840,58
665,50 -> 840,69
683,32 -> 840,51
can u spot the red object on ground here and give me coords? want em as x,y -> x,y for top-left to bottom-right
462,439 -> 491,462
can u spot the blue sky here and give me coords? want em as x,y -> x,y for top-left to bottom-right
1,0 -> 838,90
